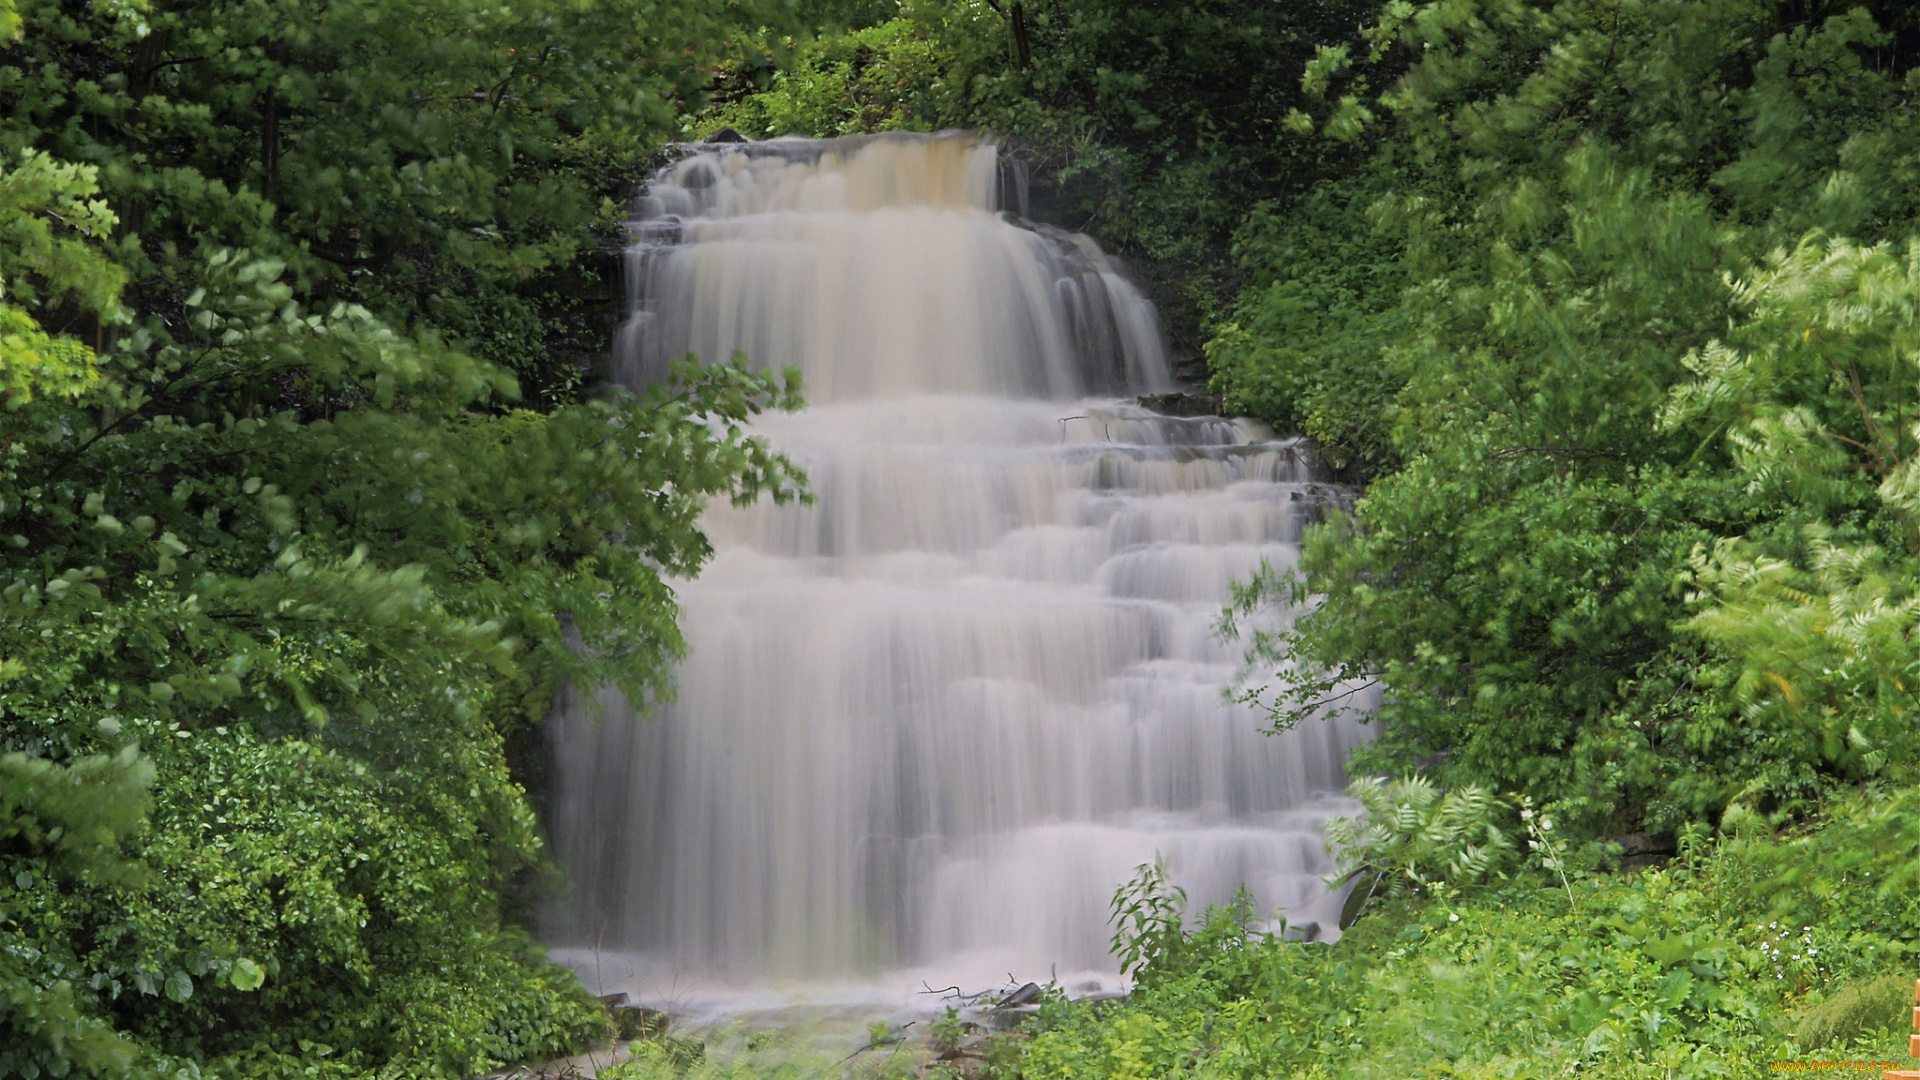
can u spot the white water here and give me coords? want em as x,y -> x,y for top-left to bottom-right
545,133 -> 1372,1009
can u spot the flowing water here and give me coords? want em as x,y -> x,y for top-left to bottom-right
543,133 -> 1373,1016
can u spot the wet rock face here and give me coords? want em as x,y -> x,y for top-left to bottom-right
599,995 -> 667,1041
1613,832 -> 1678,870
1137,391 -> 1225,417
1613,832 -> 1675,857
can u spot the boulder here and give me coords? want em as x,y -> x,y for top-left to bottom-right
610,1004 -> 667,1040
994,982 -> 1042,1009
1613,832 -> 1678,870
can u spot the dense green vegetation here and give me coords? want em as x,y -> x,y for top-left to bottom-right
1006,784 -> 1920,1079
0,0 -> 806,1074
11,0 -> 1920,1074
1227,0 -> 1920,841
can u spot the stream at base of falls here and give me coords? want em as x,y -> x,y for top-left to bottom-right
539,132 -> 1375,1039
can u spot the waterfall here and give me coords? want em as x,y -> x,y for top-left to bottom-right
544,132 -> 1373,994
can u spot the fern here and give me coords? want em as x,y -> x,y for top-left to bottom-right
1325,776 -> 1512,917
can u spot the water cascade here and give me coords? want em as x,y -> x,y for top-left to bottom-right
545,133 -> 1373,997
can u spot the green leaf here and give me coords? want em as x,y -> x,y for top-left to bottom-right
229,957 -> 266,991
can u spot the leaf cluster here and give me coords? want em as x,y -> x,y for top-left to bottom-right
1326,775 -> 1512,910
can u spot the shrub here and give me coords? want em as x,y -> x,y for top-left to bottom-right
1325,775 -> 1512,916
1794,973 -> 1914,1051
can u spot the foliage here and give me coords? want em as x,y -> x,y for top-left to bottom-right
0,0 -> 813,1072
0,747 -> 152,1080
1793,972 -> 1912,1051
1516,794 -> 1578,911
1222,0 -> 1920,838
1014,786 -> 1920,1080
1108,862 -> 1280,996
0,240 -> 802,1073
1203,179 -> 1409,475
0,148 -> 124,406
1665,235 -> 1920,787
1326,775 -> 1510,909
1107,862 -> 1187,983
704,19 -> 976,139
1,0 -> 806,398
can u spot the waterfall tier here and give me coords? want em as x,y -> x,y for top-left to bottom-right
614,132 -> 1167,401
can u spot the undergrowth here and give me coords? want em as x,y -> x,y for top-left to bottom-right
1010,781 -> 1920,1080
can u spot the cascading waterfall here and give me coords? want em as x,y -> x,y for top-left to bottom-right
545,132 -> 1373,997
